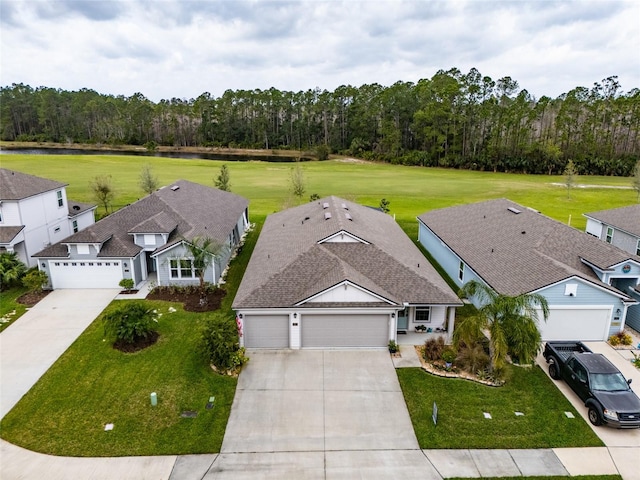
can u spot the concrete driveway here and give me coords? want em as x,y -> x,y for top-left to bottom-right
0,288 -> 118,418
221,349 -> 419,453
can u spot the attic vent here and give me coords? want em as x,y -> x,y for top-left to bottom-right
342,203 -> 349,210
73,205 -> 80,211
322,202 -> 329,209
345,213 -> 352,221
324,212 -> 332,220
507,207 -> 521,214
171,185 -> 180,191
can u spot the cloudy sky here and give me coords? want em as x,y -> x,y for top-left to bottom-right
1,0 -> 638,102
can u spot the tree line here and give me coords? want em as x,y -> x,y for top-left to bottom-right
2,68 -> 638,175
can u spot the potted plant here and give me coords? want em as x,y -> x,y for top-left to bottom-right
415,324 -> 427,333
441,348 -> 456,369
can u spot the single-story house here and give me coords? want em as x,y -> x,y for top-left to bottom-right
584,204 -> 640,332
0,168 -> 95,267
417,198 -> 639,341
34,180 -> 249,289
233,196 -> 462,349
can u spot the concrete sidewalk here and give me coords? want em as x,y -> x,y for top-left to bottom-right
0,288 -> 119,418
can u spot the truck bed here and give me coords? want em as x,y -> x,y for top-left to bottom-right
544,341 -> 592,363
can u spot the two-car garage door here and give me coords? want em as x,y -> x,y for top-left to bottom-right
49,260 -> 122,289
242,314 -> 389,348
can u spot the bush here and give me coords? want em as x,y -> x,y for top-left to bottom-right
119,278 -> 134,290
609,334 -> 621,346
102,301 -> 157,345
608,332 -> 631,346
0,252 -> 27,289
423,336 -> 445,361
441,347 -> 457,364
388,340 -> 399,354
200,315 -> 248,374
22,269 -> 48,292
455,343 -> 490,374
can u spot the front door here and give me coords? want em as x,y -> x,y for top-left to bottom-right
397,308 -> 408,331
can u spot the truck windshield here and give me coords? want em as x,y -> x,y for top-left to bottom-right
591,373 -> 629,392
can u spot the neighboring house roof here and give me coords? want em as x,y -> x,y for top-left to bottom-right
234,196 -> 461,309
418,198 -> 638,298
584,204 -> 640,238
34,180 -> 248,259
0,225 -> 25,244
0,168 -> 67,200
68,201 -> 96,217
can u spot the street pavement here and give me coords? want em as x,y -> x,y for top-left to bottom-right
1,294 -> 639,479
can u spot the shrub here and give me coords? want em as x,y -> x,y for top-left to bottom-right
388,340 -> 399,354
102,301 -> 157,345
608,334 -> 622,346
0,252 -> 27,289
441,347 -> 457,364
423,336 -> 445,361
22,269 -> 48,292
455,343 -> 490,374
119,278 -> 134,290
616,332 -> 633,346
200,315 -> 248,374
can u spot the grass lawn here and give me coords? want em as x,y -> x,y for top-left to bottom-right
397,366 -> 603,449
0,286 -> 29,333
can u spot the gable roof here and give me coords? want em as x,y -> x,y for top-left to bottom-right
0,168 -> 67,200
0,225 -> 25,244
233,196 -> 461,309
34,180 -> 248,259
418,198 -> 638,297
584,204 -> 640,238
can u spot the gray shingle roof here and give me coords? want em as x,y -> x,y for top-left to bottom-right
584,204 -> 640,238
0,168 -> 66,200
67,201 -> 96,217
34,180 -> 248,259
233,196 -> 460,309
418,198 -> 638,297
0,225 -> 25,244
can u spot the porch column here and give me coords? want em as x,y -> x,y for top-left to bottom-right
446,307 -> 456,344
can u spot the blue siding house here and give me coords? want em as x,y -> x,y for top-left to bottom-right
418,199 -> 639,341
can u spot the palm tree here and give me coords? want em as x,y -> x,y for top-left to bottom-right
0,252 -> 27,289
456,280 -> 549,371
182,237 -> 227,303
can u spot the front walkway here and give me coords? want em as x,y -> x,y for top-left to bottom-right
0,288 -> 119,418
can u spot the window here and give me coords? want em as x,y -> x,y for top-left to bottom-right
56,190 -> 63,207
605,226 -> 613,243
72,220 -> 78,233
170,258 -> 195,279
0,209 -> 3,223
636,240 -> 640,256
458,261 -> 464,282
414,307 -> 431,323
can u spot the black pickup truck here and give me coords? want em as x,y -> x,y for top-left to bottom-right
543,341 -> 640,429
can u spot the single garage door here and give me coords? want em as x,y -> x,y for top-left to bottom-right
243,315 -> 289,348
537,307 -> 611,341
302,314 -> 388,348
49,260 -> 122,289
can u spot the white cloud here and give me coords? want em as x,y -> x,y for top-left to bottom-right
1,0 -> 638,101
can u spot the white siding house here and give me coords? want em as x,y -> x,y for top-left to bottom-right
0,169 -> 96,267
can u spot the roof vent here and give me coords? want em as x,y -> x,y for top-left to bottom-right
73,205 -> 80,211
322,202 -> 329,209
171,185 -> 180,191
324,212 -> 332,220
345,213 -> 352,221
507,207 -> 521,214
342,203 -> 349,210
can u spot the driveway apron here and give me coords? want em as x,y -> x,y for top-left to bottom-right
0,289 -> 118,418
220,349 -> 419,453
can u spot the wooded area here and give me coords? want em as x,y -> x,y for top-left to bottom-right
2,68 -> 638,175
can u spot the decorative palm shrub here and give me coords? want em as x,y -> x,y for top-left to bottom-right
0,252 -> 27,289
102,301 -> 157,345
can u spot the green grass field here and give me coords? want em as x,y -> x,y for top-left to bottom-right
0,153 -> 635,231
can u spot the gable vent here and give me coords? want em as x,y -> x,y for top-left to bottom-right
345,213 -> 352,221
324,212 -> 332,220
171,185 -> 180,191
322,202 -> 329,209
507,207 -> 521,214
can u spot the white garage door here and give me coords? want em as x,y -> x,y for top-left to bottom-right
302,314 -> 389,348
49,260 -> 122,289
243,315 -> 289,348
537,307 -> 611,341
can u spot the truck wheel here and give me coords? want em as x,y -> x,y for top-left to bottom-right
588,406 -> 603,426
548,362 -> 560,380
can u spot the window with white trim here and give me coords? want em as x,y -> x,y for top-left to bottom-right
56,190 -> 63,207
636,239 -> 640,256
414,307 -> 431,323
170,258 -> 196,279
72,220 -> 78,233
605,226 -> 613,243
458,260 -> 464,282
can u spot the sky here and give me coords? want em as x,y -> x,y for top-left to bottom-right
1,0 -> 639,102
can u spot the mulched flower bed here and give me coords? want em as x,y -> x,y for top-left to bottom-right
17,290 -> 51,306
113,331 -> 160,353
146,287 -> 226,312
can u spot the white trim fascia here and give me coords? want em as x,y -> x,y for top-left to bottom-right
583,215 -> 640,241
317,230 -> 369,244
531,275 -> 632,301
580,257 -> 615,273
294,280 -> 395,306
606,258 -> 640,270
